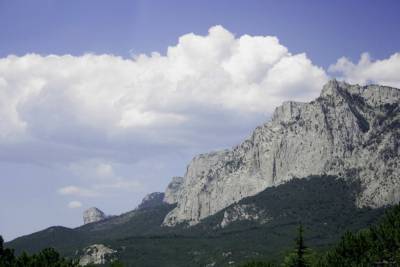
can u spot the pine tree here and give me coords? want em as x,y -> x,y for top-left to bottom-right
0,235 -> 3,256
282,224 -> 316,267
294,224 -> 307,267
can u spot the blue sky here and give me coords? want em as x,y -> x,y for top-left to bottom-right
0,0 -> 399,241
2,0 -> 399,67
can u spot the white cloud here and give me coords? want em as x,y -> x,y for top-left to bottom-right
329,52 -> 400,88
59,160 -> 143,197
95,163 -> 113,178
67,201 -> 82,209
0,25 -> 340,203
58,185 -> 97,197
0,25 -> 328,158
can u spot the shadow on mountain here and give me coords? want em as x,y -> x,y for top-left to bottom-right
6,175 -> 386,266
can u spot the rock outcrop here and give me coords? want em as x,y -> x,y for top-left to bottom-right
163,80 -> 400,226
138,192 -> 165,209
163,176 -> 184,204
83,207 -> 107,225
220,204 -> 270,228
79,244 -> 116,266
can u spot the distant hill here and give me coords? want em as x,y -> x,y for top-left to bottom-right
6,176 -> 385,266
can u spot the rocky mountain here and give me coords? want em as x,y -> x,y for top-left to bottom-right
163,80 -> 400,226
78,244 -> 117,266
83,207 -> 107,225
138,192 -> 165,209
5,80 -> 399,266
5,176 -> 386,266
163,176 -> 184,204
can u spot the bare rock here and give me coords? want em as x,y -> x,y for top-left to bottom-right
83,207 -> 106,225
163,176 -> 184,204
163,80 -> 400,226
79,244 -> 116,266
220,204 -> 270,228
138,192 -> 165,209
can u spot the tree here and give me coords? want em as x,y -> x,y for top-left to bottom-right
0,234 -> 78,267
282,224 -> 316,267
295,224 -> 307,267
323,204 -> 400,266
0,235 -> 3,256
239,260 -> 276,267
110,260 -> 125,267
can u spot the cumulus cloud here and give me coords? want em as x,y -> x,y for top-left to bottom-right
0,25 -> 328,160
1,25 -> 332,203
2,24 -> 399,214
329,52 -> 400,88
59,185 -> 97,197
67,201 -> 82,209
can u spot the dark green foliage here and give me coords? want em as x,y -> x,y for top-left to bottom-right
5,176 -> 387,266
294,225 -> 308,267
0,248 -> 15,267
0,236 -> 77,267
239,260 -> 276,267
0,236 -> 3,255
322,204 -> 400,266
110,260 -> 124,267
281,225 -> 318,267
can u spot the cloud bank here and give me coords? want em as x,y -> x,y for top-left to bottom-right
1,25 -> 399,207
329,52 -> 400,88
0,26 -> 328,158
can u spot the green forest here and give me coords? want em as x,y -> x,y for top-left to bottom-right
240,204 -> 400,267
2,204 -> 400,267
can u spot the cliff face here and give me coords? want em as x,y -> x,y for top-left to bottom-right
79,244 -> 116,266
138,192 -> 165,209
83,207 -> 107,225
163,176 -> 184,204
163,80 -> 400,226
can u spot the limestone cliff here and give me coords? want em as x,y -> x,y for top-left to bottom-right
163,80 -> 400,226
163,176 -> 184,204
79,244 -> 116,266
83,207 -> 107,225
138,192 -> 165,209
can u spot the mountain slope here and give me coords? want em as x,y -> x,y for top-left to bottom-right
6,81 -> 399,266
163,80 -> 400,226
6,176 -> 385,266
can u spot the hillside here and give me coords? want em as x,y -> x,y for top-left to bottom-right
163,80 -> 399,226
6,80 -> 399,266
7,176 -> 385,266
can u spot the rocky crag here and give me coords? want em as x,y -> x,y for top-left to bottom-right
163,80 -> 400,226
78,244 -> 116,266
163,176 -> 184,204
138,192 -> 165,209
83,207 -> 107,225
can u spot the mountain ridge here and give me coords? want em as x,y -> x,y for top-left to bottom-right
6,176 -> 386,266
163,80 -> 400,226
5,80 -> 400,266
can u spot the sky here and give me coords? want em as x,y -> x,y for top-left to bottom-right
0,0 -> 399,241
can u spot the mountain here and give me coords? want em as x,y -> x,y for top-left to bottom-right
6,176 -> 385,266
138,192 -> 165,209
5,80 -> 399,266
163,80 -> 400,226
163,176 -> 184,204
83,207 -> 107,225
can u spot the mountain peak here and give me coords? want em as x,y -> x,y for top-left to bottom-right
83,207 -> 106,225
163,81 -> 400,226
138,192 -> 165,209
320,79 -> 349,98
164,176 -> 184,204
